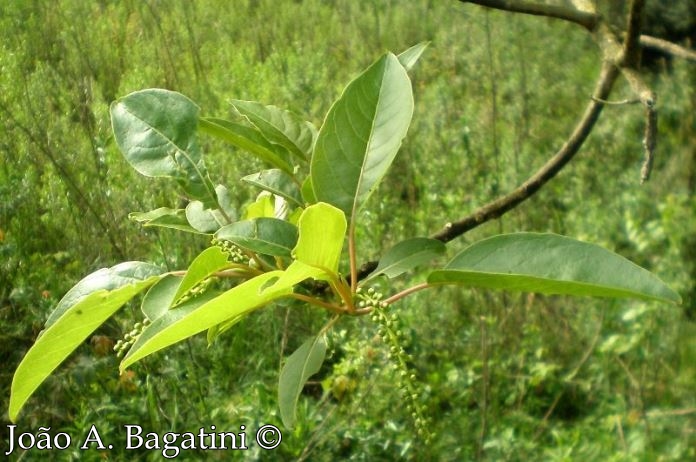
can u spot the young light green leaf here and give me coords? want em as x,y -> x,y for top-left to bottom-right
278,334 -> 327,429
141,275 -> 183,321
242,169 -> 303,207
428,233 -> 682,304
216,218 -> 298,258
244,193 -> 276,219
231,100 -> 316,161
294,202 -> 346,272
262,203 -> 346,293
10,262 -> 165,422
129,208 -> 202,234
367,237 -> 446,280
311,52 -> 413,220
173,246 -> 230,304
120,271 -> 291,371
45,262 -> 165,327
397,41 -> 430,72
199,117 -> 294,174
110,89 -> 218,208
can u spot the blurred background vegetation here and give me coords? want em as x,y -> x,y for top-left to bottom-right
0,0 -> 694,460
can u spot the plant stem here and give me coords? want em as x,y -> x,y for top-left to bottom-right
289,293 -> 346,315
383,282 -> 432,305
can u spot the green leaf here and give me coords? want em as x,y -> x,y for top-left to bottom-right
311,52 -> 413,219
428,233 -> 682,304
120,271 -> 291,370
278,334 -> 327,429
397,41 -> 430,72
141,275 -> 183,321
243,193 -> 276,220
186,201 -> 225,233
110,89 -> 218,207
129,208 -> 201,234
45,262 -> 165,327
367,237 -> 446,280
216,218 -> 298,258
231,100 -> 316,160
262,203 -> 346,293
173,246 -> 230,304
199,117 -> 294,174
294,202 -> 346,273
242,169 -> 303,207
10,262 -> 164,422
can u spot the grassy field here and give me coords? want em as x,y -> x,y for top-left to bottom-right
1,1 -> 694,460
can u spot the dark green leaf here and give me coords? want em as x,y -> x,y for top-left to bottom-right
142,275 -> 183,321
231,100 -> 316,160
199,117 -> 294,173
368,237 -> 446,280
216,218 -> 298,257
110,89 -> 218,207
311,53 -> 413,219
428,233 -> 681,303
278,334 -> 327,429
242,169 -> 303,207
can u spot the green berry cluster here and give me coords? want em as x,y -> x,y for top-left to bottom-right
173,276 -> 215,307
211,238 -> 249,264
355,286 -> 388,311
366,289 -> 433,444
114,319 -> 151,358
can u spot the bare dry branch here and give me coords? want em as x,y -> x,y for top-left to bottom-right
622,0 -> 645,67
431,62 -> 621,243
639,35 -> 696,62
458,0 -> 598,30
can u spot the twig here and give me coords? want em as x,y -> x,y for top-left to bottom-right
459,0 -> 598,30
639,35 -> 696,62
431,61 -> 620,243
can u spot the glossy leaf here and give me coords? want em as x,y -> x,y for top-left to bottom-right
231,100 -> 316,160
173,246 -> 230,304
110,89 -> 217,207
311,52 -> 413,219
242,169 -> 303,207
216,218 -> 298,258
10,262 -> 165,421
428,233 -> 682,303
367,237 -> 446,280
129,208 -> 201,234
397,41 -> 430,72
199,117 -> 294,174
278,334 -> 327,429
121,271 -> 292,370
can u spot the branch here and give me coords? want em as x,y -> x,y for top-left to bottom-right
431,61 -> 620,243
459,0 -> 598,30
639,35 -> 696,62
622,0 -> 645,68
